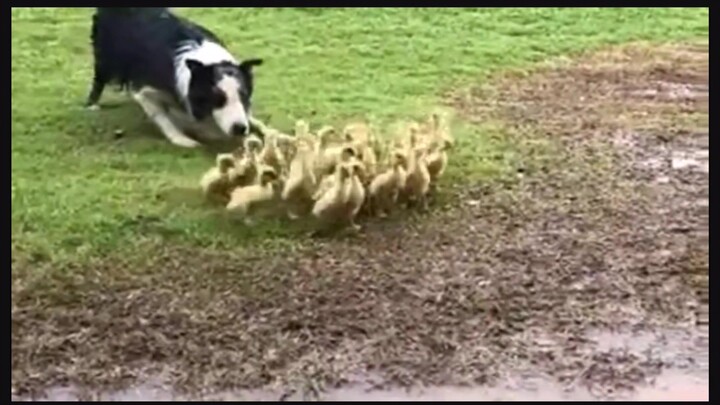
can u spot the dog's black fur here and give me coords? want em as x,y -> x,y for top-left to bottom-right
87,8 -> 264,147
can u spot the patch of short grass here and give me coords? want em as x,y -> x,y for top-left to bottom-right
11,7 -> 708,263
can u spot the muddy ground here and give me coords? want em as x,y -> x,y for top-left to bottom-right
12,42 -> 708,401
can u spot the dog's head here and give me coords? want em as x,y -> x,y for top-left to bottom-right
185,58 -> 263,138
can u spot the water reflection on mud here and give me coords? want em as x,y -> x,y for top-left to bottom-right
17,328 -> 708,402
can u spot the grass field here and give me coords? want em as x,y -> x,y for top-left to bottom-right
11,8 -> 707,265
12,8 -> 709,398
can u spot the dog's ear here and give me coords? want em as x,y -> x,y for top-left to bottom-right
185,59 -> 205,73
239,58 -> 263,72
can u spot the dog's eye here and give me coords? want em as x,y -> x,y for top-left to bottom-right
212,88 -> 227,108
238,89 -> 250,105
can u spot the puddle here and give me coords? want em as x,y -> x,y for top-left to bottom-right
16,327 -> 708,402
671,151 -> 708,173
588,328 -> 708,377
324,373 -> 706,401
635,146 -> 708,174
14,369 -> 708,402
628,81 -> 708,101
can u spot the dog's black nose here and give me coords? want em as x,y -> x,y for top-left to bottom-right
230,123 -> 248,136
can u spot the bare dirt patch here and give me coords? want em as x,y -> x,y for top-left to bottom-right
12,42 -> 708,401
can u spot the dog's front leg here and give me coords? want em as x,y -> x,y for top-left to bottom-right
132,87 -> 201,148
85,79 -> 105,111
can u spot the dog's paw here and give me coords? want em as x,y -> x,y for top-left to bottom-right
86,104 -> 101,111
170,136 -> 201,148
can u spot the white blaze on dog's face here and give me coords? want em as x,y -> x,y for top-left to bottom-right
185,58 -> 263,138
213,74 -> 248,136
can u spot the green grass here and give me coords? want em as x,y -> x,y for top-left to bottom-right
11,8 -> 708,264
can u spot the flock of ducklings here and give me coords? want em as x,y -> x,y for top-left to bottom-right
200,112 -> 454,231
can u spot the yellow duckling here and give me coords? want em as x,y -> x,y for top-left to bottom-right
312,161 -> 353,227
368,150 -> 408,217
226,165 -> 281,222
424,137 -> 453,185
200,153 -> 237,203
312,159 -> 365,231
258,129 -> 287,177
315,126 -> 356,177
343,122 -> 379,179
428,111 -> 454,146
343,121 -> 373,146
229,135 -> 263,188
294,119 -> 312,140
342,134 -> 377,184
419,111 -> 453,188
344,159 -> 366,229
281,137 -> 319,219
312,146 -> 358,201
402,146 -> 431,210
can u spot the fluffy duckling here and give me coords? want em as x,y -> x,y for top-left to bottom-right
316,134 -> 359,178
343,122 -> 378,180
276,131 -> 298,163
424,137 -> 453,184
368,150 -> 408,217
258,129 -> 287,177
312,159 -> 365,231
402,146 -> 432,210
251,119 -> 295,164
229,135 -> 263,187
313,174 -> 337,202
281,137 -> 319,219
315,124 -> 336,143
200,153 -> 237,203
420,111 -> 454,150
248,116 -> 293,144
312,125 -> 338,156
275,131 -> 297,145
312,147 -> 358,201
390,121 -> 422,154
317,125 -> 338,142
344,159 -> 366,229
295,119 -> 312,139
249,116 -> 270,136
312,162 -> 352,226
343,121 -> 374,147
342,134 -> 377,183
226,166 -> 280,221
419,111 -> 453,187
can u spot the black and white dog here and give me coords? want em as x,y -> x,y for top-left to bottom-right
86,8 -> 263,148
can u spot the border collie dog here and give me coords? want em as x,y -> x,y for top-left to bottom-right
87,8 -> 263,148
